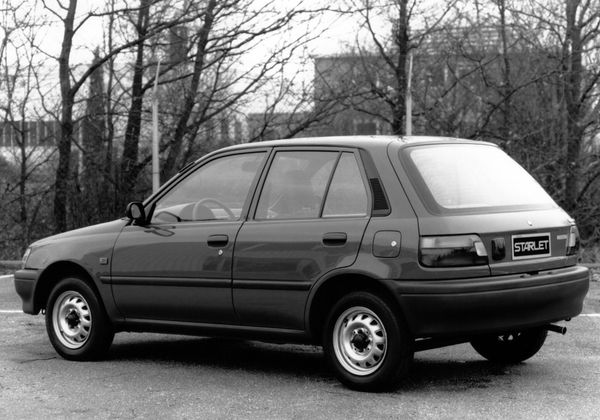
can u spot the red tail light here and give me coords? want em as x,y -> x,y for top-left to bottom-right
420,235 -> 488,267
566,225 -> 580,256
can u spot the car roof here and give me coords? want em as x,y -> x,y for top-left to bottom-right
210,135 -> 491,154
183,136 -> 497,172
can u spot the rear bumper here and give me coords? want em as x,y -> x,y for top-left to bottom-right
14,269 -> 40,314
386,265 -> 590,338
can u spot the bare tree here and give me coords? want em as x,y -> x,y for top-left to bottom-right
334,0 -> 460,135
44,0 -> 204,231
0,0 -> 55,256
110,0 -> 335,210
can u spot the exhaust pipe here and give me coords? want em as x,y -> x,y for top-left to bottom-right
545,324 -> 567,335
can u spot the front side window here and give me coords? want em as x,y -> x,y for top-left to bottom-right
151,152 -> 265,223
255,151 -> 337,220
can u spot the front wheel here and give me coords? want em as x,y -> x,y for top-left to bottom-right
46,277 -> 114,361
323,292 -> 413,392
470,328 -> 548,364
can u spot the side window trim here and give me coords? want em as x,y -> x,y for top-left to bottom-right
248,148 -> 279,221
359,148 -> 391,216
239,147 -> 274,222
317,152 -> 342,218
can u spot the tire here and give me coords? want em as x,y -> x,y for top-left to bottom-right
323,292 -> 413,392
470,328 -> 548,364
45,277 -> 114,361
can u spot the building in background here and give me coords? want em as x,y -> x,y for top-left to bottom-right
0,120 -> 58,164
0,120 -> 59,149
311,25 -> 562,140
313,54 -> 391,137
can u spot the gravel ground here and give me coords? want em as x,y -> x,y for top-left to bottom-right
585,268 -> 600,313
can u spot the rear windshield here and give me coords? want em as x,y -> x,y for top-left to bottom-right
402,144 -> 557,213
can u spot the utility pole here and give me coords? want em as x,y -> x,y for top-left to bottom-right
405,49 -> 413,136
152,60 -> 161,193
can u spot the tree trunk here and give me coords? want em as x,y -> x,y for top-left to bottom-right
103,0 -> 117,220
391,0 -> 409,135
161,0 -> 217,180
53,0 -> 77,233
19,121 -> 28,248
498,0 -> 512,145
81,50 -> 106,225
118,0 -> 150,210
562,0 -> 584,211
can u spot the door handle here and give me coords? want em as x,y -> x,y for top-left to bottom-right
207,234 -> 229,247
322,232 -> 347,246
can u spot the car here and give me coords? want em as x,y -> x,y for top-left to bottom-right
14,136 -> 590,391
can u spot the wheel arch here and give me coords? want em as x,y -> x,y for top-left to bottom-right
306,271 -> 406,344
34,261 -> 102,314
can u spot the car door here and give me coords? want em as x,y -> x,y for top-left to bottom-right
232,149 -> 371,330
110,151 -> 267,324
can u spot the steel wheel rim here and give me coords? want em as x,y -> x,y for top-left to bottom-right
332,306 -> 387,376
52,291 -> 92,349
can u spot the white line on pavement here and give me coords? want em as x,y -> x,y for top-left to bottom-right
0,274 -> 14,280
0,310 -> 22,314
580,313 -> 600,317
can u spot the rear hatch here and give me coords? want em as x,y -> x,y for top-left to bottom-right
417,210 -> 574,276
395,141 -> 579,278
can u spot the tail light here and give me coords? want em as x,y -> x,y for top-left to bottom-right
420,235 -> 488,267
566,225 -> 580,256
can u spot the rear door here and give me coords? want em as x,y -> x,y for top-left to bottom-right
232,149 -> 371,329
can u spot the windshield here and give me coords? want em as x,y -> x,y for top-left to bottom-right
402,144 -> 557,213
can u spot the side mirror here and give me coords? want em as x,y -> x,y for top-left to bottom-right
125,202 -> 146,225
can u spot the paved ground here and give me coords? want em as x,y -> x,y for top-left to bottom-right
0,275 -> 599,419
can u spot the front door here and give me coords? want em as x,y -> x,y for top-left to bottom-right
111,151 -> 267,324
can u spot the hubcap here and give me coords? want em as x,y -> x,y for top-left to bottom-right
332,306 -> 387,376
52,291 -> 92,349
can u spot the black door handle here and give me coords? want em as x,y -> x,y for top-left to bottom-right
322,232 -> 347,246
207,234 -> 229,247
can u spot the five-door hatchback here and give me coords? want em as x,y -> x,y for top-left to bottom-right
15,136 -> 590,391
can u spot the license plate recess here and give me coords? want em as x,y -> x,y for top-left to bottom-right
512,233 -> 551,260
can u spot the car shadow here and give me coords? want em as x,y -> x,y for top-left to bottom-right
399,358 -> 519,392
108,335 -> 526,391
108,335 -> 330,379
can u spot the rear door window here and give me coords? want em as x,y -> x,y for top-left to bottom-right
255,151 -> 337,220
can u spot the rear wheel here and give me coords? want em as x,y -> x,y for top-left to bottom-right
323,292 -> 413,391
46,277 -> 114,360
470,328 -> 547,363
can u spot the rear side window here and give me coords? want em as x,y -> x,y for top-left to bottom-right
323,152 -> 368,217
255,150 -> 369,220
403,144 -> 557,213
255,151 -> 337,220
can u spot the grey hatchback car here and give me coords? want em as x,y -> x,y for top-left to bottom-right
15,136 -> 590,391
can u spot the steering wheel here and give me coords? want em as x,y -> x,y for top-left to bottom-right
193,198 -> 236,220
152,210 -> 181,223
